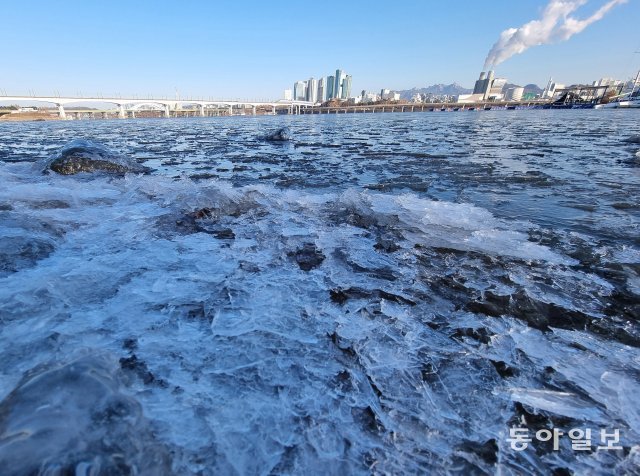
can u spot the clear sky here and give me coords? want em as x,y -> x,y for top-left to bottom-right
1,0 -> 638,99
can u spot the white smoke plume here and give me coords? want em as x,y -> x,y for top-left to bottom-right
483,0 -> 626,70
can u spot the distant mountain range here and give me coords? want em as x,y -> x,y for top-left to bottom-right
396,82 -> 543,99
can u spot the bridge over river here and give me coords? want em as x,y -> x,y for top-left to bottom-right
0,96 -> 314,119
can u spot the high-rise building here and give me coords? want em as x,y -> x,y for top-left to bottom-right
542,77 -> 553,99
334,69 -> 345,98
341,75 -> 352,99
294,81 -> 307,101
283,89 -> 293,100
327,76 -> 335,100
306,77 -> 318,103
542,78 -> 565,99
318,78 -> 326,103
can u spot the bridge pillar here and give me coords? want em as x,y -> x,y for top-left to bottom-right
272,105 -> 276,115
164,105 -> 170,118
57,104 -> 66,119
199,105 -> 205,117
131,110 -> 136,119
252,105 -> 256,116
228,105 -> 233,116
118,104 -> 126,119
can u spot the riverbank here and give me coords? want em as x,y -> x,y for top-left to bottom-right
0,112 -> 60,122
1,102 -> 635,122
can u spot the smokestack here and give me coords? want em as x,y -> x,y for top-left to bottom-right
483,0 -> 626,70
483,71 -> 495,100
479,72 -> 487,81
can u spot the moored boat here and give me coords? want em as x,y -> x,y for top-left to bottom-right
596,70 -> 640,109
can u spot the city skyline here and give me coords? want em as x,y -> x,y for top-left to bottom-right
288,69 -> 352,103
0,0 -> 638,99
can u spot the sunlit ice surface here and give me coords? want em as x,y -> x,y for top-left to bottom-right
0,111 -> 639,474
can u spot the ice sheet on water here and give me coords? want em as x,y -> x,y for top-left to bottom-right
0,355 -> 171,475
506,388 -> 608,423
0,164 -> 638,474
364,192 -> 576,264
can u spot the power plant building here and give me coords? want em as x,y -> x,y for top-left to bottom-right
487,77 -> 507,100
473,71 -> 493,97
470,70 -> 507,100
504,86 -> 524,101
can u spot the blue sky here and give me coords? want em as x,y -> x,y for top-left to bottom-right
1,0 -> 638,99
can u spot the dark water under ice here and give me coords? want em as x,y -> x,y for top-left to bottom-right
0,110 -> 639,474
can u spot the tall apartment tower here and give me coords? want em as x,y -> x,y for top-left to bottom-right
294,81 -> 307,101
341,75 -> 352,99
318,77 -> 326,102
327,76 -> 335,100
334,69 -> 345,98
306,78 -> 318,103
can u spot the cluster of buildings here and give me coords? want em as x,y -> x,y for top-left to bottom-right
459,71 -> 634,104
410,93 -> 460,104
541,77 -> 626,99
283,67 -> 635,106
349,89 -> 401,104
284,69 -> 352,104
454,71 -> 514,103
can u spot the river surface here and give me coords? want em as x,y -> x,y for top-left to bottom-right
0,110 -> 639,474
